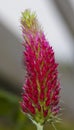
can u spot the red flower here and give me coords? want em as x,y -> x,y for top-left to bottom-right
20,10 -> 60,125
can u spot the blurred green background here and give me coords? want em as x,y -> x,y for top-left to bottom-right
0,0 -> 74,130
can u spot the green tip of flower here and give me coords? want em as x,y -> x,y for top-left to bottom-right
21,9 -> 36,28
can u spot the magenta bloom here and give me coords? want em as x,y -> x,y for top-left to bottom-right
20,10 -> 60,125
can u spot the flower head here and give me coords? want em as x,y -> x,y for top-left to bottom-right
20,10 -> 60,125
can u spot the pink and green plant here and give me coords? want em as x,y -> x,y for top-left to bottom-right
20,10 -> 61,130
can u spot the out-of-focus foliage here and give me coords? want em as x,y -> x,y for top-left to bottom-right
0,89 -> 74,130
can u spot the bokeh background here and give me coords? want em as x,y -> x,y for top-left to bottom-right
0,0 -> 74,130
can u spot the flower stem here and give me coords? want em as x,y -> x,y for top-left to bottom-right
36,124 -> 43,130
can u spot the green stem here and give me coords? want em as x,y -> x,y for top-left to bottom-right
36,124 -> 43,130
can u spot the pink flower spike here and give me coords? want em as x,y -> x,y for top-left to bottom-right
20,9 -> 61,126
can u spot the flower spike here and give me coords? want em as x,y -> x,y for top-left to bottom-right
20,9 -> 61,130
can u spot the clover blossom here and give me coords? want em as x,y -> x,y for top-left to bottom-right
20,10 -> 60,130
